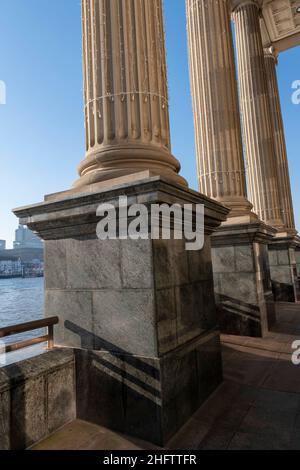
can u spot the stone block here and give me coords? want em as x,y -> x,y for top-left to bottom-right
66,238 -> 122,289
218,272 -> 257,306
175,282 -> 205,346
0,349 -> 76,449
152,239 -> 189,289
75,331 -> 222,446
277,249 -> 290,266
212,246 -> 235,274
268,249 -> 278,267
46,290 -> 93,349
121,239 -> 153,288
156,288 -> 177,355
152,239 -> 174,289
92,289 -> 157,356
75,349 -> 163,444
270,266 -> 292,285
235,245 -> 254,272
47,364 -> 76,433
187,238 -> 213,282
10,376 -> 47,449
45,240 -> 67,289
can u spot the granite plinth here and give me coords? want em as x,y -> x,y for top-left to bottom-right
0,349 -> 75,450
212,222 -> 276,338
268,236 -> 300,303
13,177 -> 229,445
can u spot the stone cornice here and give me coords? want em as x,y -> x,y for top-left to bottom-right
13,177 -> 229,240
211,221 -> 277,247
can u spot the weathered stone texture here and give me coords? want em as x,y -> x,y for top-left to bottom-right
0,349 -> 75,450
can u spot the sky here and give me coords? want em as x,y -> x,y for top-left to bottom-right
0,0 -> 299,248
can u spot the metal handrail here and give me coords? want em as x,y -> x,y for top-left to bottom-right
0,316 -> 59,353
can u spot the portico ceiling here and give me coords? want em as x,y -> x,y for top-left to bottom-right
260,0 -> 300,51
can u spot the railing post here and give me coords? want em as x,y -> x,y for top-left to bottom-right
48,325 -> 54,350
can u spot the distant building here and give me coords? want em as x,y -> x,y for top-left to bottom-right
13,225 -> 43,249
4,247 -> 44,263
0,255 -> 22,278
0,226 -> 44,278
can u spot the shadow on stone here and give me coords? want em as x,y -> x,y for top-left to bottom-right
272,280 -> 295,303
65,320 -> 222,446
0,349 -> 76,450
216,294 -> 263,337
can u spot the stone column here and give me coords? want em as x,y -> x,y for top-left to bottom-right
233,0 -> 284,229
264,47 -> 296,234
263,46 -> 300,302
186,0 -> 254,220
186,0 -> 275,338
75,0 -> 186,188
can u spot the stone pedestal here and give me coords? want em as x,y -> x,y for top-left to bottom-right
212,222 -> 276,337
14,177 -> 228,445
268,236 -> 300,303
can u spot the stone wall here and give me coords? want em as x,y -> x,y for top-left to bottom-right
0,349 -> 76,450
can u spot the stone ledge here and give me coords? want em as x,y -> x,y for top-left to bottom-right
0,349 -> 76,450
0,348 -> 74,393
13,176 -> 229,240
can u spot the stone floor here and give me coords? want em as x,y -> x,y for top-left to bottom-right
32,302 -> 300,450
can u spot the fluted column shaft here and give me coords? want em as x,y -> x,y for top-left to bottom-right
186,0 -> 253,218
75,0 -> 186,188
264,48 -> 296,233
233,1 -> 283,228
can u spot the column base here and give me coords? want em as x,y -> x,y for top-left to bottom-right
212,222 -> 277,337
268,235 -> 300,303
13,176 -> 228,445
74,145 -> 188,189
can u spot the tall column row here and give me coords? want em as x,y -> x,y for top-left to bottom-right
187,0 -> 296,235
186,0 -> 253,219
233,0 -> 284,228
263,47 -> 296,234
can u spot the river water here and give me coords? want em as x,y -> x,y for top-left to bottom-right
0,277 -> 44,365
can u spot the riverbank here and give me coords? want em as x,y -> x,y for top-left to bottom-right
0,274 -> 44,280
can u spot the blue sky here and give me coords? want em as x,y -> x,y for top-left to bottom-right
0,0 -> 299,247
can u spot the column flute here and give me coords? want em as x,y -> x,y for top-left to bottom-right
233,0 -> 284,228
186,0 -> 254,220
264,46 -> 296,234
75,0 -> 186,188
